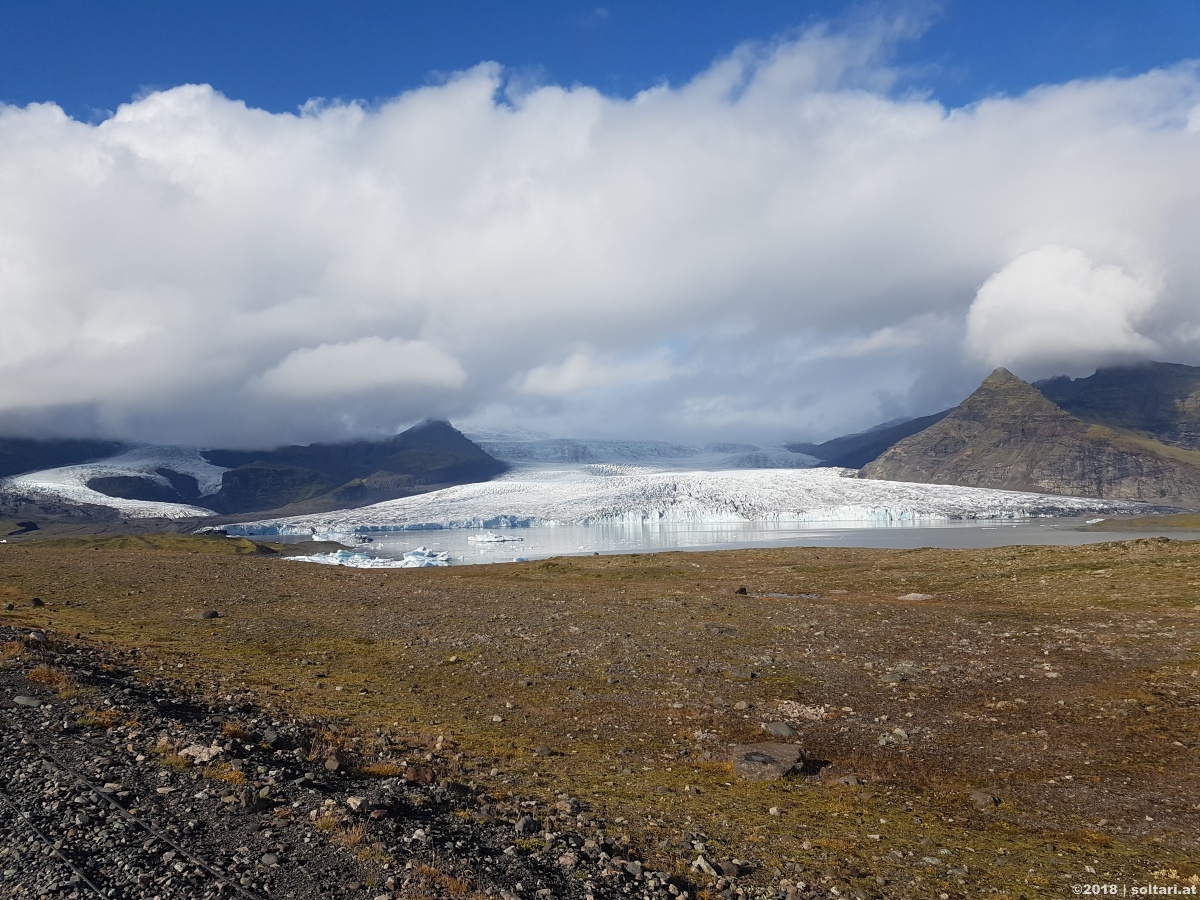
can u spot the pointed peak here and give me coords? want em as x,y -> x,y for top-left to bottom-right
981,367 -> 1021,386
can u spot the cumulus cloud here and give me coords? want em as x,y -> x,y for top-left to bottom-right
2,17 -> 1200,447
965,246 -> 1161,377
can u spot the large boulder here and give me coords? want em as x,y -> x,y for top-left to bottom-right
731,742 -> 804,781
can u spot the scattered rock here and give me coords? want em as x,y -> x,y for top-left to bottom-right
691,855 -> 718,877
761,721 -> 798,739
514,815 -> 539,836
898,593 -> 933,601
199,610 -> 220,619
731,743 -> 804,781
970,789 -> 1002,810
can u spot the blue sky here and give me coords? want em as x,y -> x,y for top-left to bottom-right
2,2 -> 1200,446
5,1 -> 1199,116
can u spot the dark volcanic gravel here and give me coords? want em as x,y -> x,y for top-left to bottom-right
0,627 -> 709,899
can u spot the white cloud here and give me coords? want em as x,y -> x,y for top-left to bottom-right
965,246 -> 1160,377
3,19 -> 1200,446
253,338 -> 466,398
515,347 -> 679,396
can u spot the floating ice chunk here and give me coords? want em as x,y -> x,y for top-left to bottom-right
286,547 -> 451,568
467,531 -> 524,543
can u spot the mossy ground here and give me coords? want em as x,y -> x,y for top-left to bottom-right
2,535 -> 1198,898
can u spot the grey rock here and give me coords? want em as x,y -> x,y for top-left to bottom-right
691,855 -> 718,877
731,743 -> 804,781
199,610 -> 220,620
13,696 -> 41,707
970,788 -> 1001,809
514,815 -> 539,836
762,721 -> 797,739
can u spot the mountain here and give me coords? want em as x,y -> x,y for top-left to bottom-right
1,421 -> 507,519
787,410 -> 951,468
203,420 -> 508,514
0,437 -> 125,479
862,368 -> 1200,506
1035,361 -> 1200,450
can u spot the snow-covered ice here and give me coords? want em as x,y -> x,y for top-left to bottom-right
229,464 -> 1157,536
1,445 -> 224,519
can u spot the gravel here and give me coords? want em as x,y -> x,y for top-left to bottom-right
0,627 -> 717,899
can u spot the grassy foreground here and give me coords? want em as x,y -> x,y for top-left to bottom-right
2,533 -> 1199,898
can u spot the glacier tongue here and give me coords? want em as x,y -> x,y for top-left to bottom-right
0,445 -> 225,519
228,465 -> 1157,536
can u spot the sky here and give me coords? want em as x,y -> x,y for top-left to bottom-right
2,1 -> 1200,448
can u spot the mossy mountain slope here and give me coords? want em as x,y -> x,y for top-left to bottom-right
862,368 -> 1200,506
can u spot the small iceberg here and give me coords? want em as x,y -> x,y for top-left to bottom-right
467,531 -> 524,543
286,547 -> 451,568
402,546 -> 452,566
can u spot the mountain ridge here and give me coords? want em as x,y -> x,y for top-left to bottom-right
862,366 -> 1200,506
1,421 -> 508,519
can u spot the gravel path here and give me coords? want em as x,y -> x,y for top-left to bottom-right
0,627 -> 711,899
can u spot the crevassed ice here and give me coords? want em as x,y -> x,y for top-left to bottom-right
229,467 -> 1157,536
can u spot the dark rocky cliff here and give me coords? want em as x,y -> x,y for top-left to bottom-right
1035,361 -> 1200,450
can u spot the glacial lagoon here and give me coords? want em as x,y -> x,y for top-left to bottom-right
278,518 -> 1200,568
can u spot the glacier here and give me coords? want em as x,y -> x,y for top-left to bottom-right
0,446 -> 225,519
226,464 -> 1159,537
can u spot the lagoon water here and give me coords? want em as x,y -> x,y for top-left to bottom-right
302,518 -> 1200,567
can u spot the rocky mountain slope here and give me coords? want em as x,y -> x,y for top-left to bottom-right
787,411 -> 951,468
0,421 -> 507,519
199,420 -> 506,515
1036,361 -> 1200,450
862,368 -> 1200,506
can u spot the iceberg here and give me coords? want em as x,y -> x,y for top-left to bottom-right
467,531 -> 524,543
285,546 -> 452,568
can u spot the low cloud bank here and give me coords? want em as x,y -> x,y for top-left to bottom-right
2,18 -> 1199,446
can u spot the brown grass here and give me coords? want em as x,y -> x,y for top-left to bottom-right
26,665 -> 72,688
411,863 -> 474,897
220,722 -> 253,741
332,822 -> 368,848
77,708 -> 123,729
356,761 -> 404,778
202,762 -> 247,785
